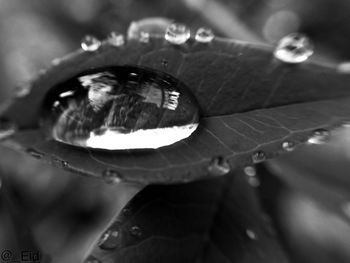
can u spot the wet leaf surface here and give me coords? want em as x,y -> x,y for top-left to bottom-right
2,37 -> 350,183
84,170 -> 289,263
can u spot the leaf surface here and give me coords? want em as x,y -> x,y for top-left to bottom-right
2,37 -> 350,183
84,170 -> 289,263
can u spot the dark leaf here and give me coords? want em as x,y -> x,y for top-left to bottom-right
2,36 -> 350,183
84,170 -> 289,263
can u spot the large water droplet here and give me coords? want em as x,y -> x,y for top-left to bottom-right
252,151 -> 266,164
165,23 -> 191,45
274,33 -> 313,63
98,229 -> 119,250
0,118 -> 16,140
130,225 -> 142,237
127,17 -> 172,39
81,35 -> 101,51
307,129 -> 330,145
106,32 -> 125,47
207,156 -> 231,176
103,169 -> 122,184
195,27 -> 214,43
42,66 -> 199,150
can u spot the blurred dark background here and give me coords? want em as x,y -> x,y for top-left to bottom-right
2,0 -> 350,262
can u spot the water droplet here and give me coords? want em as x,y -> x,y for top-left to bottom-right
130,225 -> 142,237
27,149 -> 44,159
51,58 -> 62,66
282,141 -> 295,152
165,23 -> 191,45
52,157 -> 68,168
195,27 -> 214,43
161,59 -> 168,67
252,151 -> 266,164
208,156 -> 231,176
42,66 -> 199,150
274,33 -> 313,63
127,17 -> 172,39
81,35 -> 101,51
139,32 -> 150,43
98,229 -> 119,250
106,32 -> 125,47
103,169 -> 122,184
0,119 -> 16,140
15,83 -> 31,98
248,177 -> 260,187
244,166 -> 256,177
307,129 -> 330,145
246,229 -> 257,240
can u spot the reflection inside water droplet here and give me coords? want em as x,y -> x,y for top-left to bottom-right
274,33 -> 313,63
42,66 -> 199,150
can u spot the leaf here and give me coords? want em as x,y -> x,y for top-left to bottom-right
2,36 -> 350,183
84,170 -> 289,263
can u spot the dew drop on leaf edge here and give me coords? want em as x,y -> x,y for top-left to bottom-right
195,27 -> 214,43
207,156 -> 231,176
274,33 -> 314,63
165,23 -> 191,45
81,35 -> 101,51
252,151 -> 266,164
282,141 -> 295,152
98,229 -> 119,250
41,66 -> 200,151
106,32 -> 125,47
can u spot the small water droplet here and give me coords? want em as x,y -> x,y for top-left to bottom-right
307,129 -> 330,145
42,66 -> 199,150
15,83 -> 31,98
130,225 -> 142,237
98,229 -> 119,250
27,149 -> 44,159
208,156 -> 231,176
195,27 -> 214,43
246,229 -> 257,240
106,32 -> 125,47
165,23 -> 191,45
0,119 -> 16,140
161,59 -> 168,67
102,169 -> 122,184
81,35 -> 101,51
139,31 -> 150,43
51,58 -> 62,66
244,166 -> 256,177
282,141 -> 295,152
52,157 -> 68,168
274,33 -> 313,63
252,151 -> 266,164
248,177 -> 260,187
